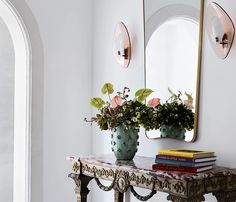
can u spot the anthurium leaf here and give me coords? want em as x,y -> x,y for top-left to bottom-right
135,88 -> 153,102
101,83 -> 114,94
168,87 -> 178,100
185,92 -> 193,101
168,87 -> 175,95
90,97 -> 105,109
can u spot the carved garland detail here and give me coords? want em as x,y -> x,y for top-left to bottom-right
81,163 -> 187,195
173,181 -> 185,193
130,179 -> 157,201
95,178 -> 116,191
72,161 -> 80,173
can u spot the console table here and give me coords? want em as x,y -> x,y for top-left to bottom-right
68,154 -> 236,202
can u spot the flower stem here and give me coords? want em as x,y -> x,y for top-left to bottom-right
108,93 -> 112,102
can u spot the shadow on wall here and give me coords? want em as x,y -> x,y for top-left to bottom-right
9,0 -> 44,202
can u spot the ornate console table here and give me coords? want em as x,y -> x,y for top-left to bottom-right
68,154 -> 236,202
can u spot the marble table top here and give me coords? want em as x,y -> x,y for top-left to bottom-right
78,154 -> 236,181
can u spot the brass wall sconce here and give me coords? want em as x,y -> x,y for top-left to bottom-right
206,2 -> 235,59
113,22 -> 131,68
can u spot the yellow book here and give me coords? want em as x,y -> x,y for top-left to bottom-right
158,148 -> 214,158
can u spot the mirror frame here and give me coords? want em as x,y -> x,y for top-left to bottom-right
143,0 -> 204,142
0,1 -> 32,202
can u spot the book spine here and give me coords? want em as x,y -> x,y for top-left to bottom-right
155,159 -> 194,167
157,155 -> 194,162
158,151 -> 194,158
152,164 -> 198,173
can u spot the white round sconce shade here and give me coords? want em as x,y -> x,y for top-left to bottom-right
211,17 -> 224,39
113,22 -> 131,68
206,2 -> 235,59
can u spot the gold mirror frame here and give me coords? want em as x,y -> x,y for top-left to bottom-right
143,0 -> 204,142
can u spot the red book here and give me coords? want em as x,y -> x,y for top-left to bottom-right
152,163 -> 213,173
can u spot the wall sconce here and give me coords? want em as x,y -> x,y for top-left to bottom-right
113,22 -> 131,68
206,2 -> 235,59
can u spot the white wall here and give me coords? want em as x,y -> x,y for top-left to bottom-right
92,0 -> 236,201
8,0 -> 93,202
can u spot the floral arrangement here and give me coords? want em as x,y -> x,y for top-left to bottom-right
151,88 -> 195,131
85,83 -> 194,132
84,83 -> 154,130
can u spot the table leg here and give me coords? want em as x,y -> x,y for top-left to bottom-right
114,190 -> 124,202
167,194 -> 205,202
213,191 -> 236,202
71,174 -> 93,202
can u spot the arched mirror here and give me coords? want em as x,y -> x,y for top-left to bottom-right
143,0 -> 204,142
0,1 -> 31,202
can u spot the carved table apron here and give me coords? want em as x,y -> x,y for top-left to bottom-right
68,155 -> 236,202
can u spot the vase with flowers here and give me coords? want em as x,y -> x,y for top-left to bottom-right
85,83 -> 155,161
150,88 -> 195,140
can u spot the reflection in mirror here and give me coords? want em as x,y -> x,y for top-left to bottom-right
144,0 -> 204,142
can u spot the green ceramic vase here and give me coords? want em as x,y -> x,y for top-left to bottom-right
111,125 -> 139,161
160,125 -> 186,140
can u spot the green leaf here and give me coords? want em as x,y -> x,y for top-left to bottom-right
168,87 -> 175,95
168,87 -> 179,101
135,88 -> 153,102
90,97 -> 105,109
185,92 -> 193,101
101,83 -> 114,94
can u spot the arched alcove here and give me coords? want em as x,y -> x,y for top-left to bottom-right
0,1 -> 31,202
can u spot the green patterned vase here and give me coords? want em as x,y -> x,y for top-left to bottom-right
160,125 -> 186,140
111,125 -> 139,161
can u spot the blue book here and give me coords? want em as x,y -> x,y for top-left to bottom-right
155,158 -> 215,167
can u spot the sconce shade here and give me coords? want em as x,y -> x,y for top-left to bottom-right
113,22 -> 131,68
212,17 -> 224,40
206,2 -> 235,59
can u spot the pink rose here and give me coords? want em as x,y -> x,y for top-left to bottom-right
111,95 -> 122,108
184,99 -> 194,109
147,98 -> 160,108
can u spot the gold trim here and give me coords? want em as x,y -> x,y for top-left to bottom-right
144,0 -> 205,142
143,0 -> 147,89
192,0 -> 204,142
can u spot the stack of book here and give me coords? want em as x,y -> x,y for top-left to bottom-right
152,149 -> 216,173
